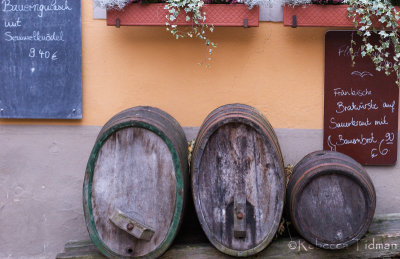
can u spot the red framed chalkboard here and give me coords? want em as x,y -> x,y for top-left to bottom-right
324,31 -> 399,165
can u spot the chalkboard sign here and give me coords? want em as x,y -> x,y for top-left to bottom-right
0,0 -> 82,119
324,31 -> 399,165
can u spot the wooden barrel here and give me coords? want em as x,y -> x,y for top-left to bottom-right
287,150 -> 376,249
191,103 -> 286,257
83,106 -> 188,258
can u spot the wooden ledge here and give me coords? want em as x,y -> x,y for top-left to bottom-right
56,213 -> 400,258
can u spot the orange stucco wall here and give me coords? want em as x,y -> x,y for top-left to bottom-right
2,2 -> 389,129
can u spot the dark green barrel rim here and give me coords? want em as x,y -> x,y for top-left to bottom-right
83,121 -> 184,259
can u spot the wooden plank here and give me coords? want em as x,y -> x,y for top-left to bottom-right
56,214 -> 400,259
92,127 -> 176,257
109,208 -> 155,241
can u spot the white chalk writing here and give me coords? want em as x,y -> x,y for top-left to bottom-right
333,88 -> 372,97
4,17 -> 22,27
382,101 -> 396,113
336,100 -> 379,113
2,0 -> 72,18
29,48 -> 58,61
329,117 -> 371,129
4,31 -> 64,42
375,115 -> 388,126
336,133 -> 378,146
351,71 -> 374,78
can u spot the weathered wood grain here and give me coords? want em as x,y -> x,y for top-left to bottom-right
197,123 -> 282,250
296,173 -> 367,244
83,106 -> 189,259
287,150 -> 376,249
192,104 -> 285,256
56,214 -> 400,259
92,127 -> 176,257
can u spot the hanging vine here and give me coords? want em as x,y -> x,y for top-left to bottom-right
346,0 -> 400,86
164,0 -> 217,66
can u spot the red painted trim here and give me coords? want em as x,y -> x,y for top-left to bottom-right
283,4 -> 353,27
283,4 -> 400,28
107,3 -> 259,27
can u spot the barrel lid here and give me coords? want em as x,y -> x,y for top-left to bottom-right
83,112 -> 186,258
192,117 -> 285,256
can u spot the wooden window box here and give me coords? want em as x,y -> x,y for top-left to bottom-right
283,4 -> 354,27
107,3 -> 259,27
283,4 -> 400,28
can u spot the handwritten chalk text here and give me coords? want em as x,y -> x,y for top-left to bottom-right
329,117 -> 372,129
4,17 -> 22,27
2,0 -> 72,18
333,88 -> 372,97
4,31 -> 64,42
336,133 -> 378,146
383,101 -> 396,113
336,100 -> 379,113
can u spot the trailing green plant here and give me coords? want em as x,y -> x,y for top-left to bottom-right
93,0 -> 131,9
94,0 -> 270,66
283,0 -> 312,6
164,0 -> 217,66
346,0 -> 400,86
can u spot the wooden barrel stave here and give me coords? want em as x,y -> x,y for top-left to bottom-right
83,106 -> 188,259
195,104 -> 282,156
191,104 -> 285,257
287,150 -> 376,249
193,104 -> 284,170
99,107 -> 187,162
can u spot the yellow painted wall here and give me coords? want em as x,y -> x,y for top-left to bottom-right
1,2 -> 396,129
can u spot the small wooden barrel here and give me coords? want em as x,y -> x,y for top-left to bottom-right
83,106 -> 188,258
191,104 -> 286,257
287,150 -> 376,249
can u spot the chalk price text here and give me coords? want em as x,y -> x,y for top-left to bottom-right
29,48 -> 58,61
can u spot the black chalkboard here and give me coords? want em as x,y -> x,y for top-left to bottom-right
0,0 -> 82,119
324,31 -> 399,165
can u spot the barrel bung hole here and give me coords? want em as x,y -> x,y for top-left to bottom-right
127,248 -> 133,254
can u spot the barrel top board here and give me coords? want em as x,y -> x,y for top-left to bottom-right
83,107 -> 187,259
192,104 -> 285,257
288,151 -> 376,249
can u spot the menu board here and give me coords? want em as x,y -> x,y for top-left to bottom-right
324,31 -> 399,165
0,0 -> 82,119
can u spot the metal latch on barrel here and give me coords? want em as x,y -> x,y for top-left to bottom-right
234,193 -> 246,238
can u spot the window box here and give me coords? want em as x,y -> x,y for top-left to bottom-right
283,4 -> 353,27
107,3 -> 259,27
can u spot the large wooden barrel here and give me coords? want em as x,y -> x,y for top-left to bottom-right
191,103 -> 286,257
287,150 -> 376,249
83,106 -> 188,258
